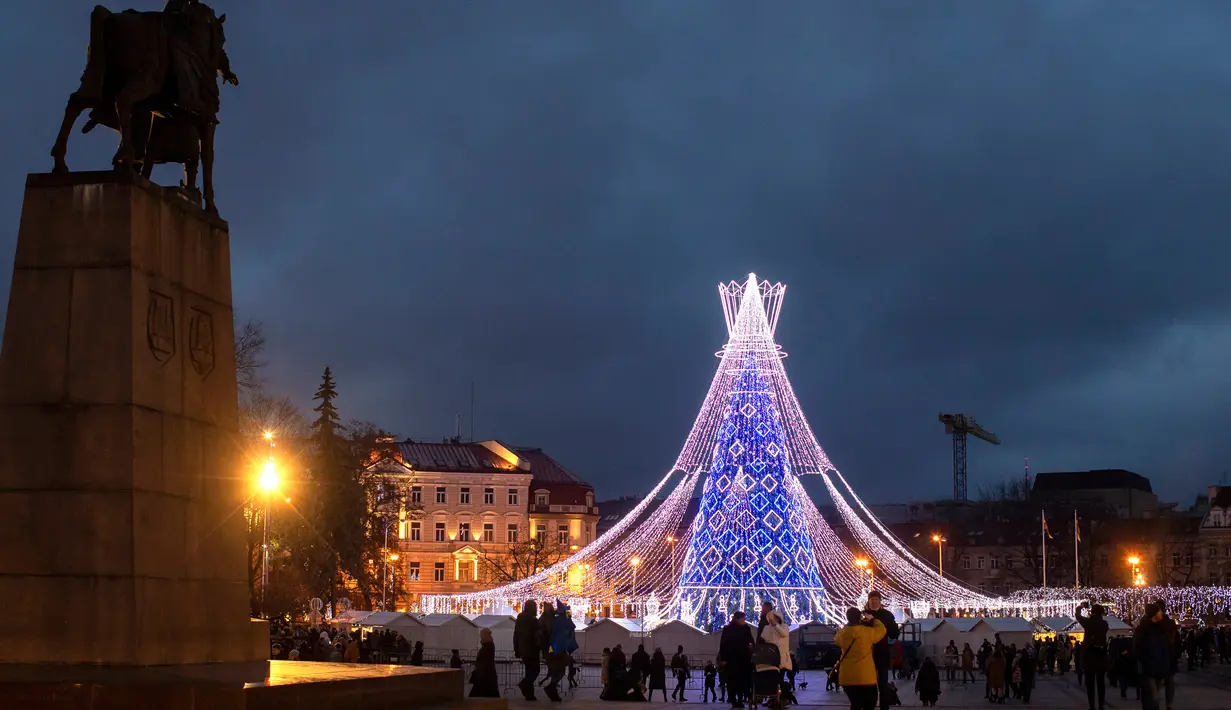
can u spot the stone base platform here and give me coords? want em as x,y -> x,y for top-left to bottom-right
0,661 -> 464,710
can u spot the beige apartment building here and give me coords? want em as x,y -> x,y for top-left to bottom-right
367,439 -> 598,608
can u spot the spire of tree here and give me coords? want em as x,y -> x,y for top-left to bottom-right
312,366 -> 341,442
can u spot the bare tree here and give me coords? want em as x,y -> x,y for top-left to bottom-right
235,318 -> 268,394
240,391 -> 309,440
479,536 -> 572,585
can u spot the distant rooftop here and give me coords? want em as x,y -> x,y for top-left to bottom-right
1033,469 -> 1153,494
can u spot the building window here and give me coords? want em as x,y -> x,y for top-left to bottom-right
458,522 -> 471,541
1184,552 -> 1193,567
585,524 -> 593,545
411,486 -> 422,504
961,555 -> 971,570
458,561 -> 475,582
536,524 -> 547,540
586,492 -> 594,507
536,491 -> 549,506
1210,546 -> 1218,559
1036,555 -> 1043,569
976,556 -> 985,570
507,524 -> 519,543
1172,552 -> 1181,567
408,562 -> 420,581
508,489 -> 519,506
460,487 -> 471,504
977,582 -> 986,593
433,562 -> 445,582
990,556 -> 1000,569
483,523 -> 494,543
484,488 -> 495,505
557,524 -> 569,545
410,522 -> 421,542
435,487 -> 447,504
1005,556 -> 1014,570
435,522 -> 446,542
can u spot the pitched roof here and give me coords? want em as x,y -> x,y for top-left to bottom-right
417,613 -> 477,627
1033,470 -> 1153,494
978,617 -> 1035,633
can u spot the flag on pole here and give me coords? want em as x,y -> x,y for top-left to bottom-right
1042,511 -> 1053,539
1075,514 -> 1081,543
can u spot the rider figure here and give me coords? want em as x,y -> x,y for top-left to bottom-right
163,0 -> 226,120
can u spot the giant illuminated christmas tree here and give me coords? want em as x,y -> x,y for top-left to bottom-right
422,274 -> 1085,623
676,350 -> 830,627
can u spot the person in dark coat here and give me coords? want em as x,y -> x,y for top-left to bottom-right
1075,602 -> 1109,710
470,628 -> 501,698
1134,603 -> 1172,710
601,644 -> 647,702
914,657 -> 941,707
864,590 -> 900,710
718,611 -> 755,708
514,600 -> 541,700
410,640 -> 424,666
671,645 -> 690,702
648,648 -> 669,702
630,644 -> 651,687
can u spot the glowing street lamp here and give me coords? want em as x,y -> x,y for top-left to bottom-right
931,534 -> 947,577
1127,556 -> 1145,587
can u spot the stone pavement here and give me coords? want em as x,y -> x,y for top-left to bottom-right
503,662 -> 1231,709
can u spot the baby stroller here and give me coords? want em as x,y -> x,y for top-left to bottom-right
750,641 -> 784,709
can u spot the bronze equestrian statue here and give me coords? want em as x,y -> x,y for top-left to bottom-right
50,0 -> 239,215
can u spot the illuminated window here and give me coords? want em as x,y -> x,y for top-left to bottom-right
407,562 -> 420,581
458,522 -> 471,541
536,524 -> 547,540
557,524 -> 569,545
536,491 -> 549,506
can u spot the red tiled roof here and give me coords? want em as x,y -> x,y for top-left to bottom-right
517,448 -> 594,506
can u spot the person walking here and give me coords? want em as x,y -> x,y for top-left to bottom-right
718,611 -> 755,708
986,648 -> 1007,703
863,590 -> 899,710
470,628 -> 501,698
671,645 -> 691,702
1156,600 -> 1179,710
649,648 -> 670,702
1135,603 -> 1172,710
943,641 -> 959,682
703,660 -> 718,703
514,600 -> 541,701
834,607 -> 887,710
1076,602 -> 1109,710
914,657 -> 941,707
960,643 -> 976,683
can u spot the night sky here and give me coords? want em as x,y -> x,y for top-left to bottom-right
3,2 -> 1230,504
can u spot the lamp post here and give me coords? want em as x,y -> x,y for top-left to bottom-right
258,452 -> 278,619
666,535 -> 677,581
629,556 -> 641,619
855,557 -> 872,590
932,534 -> 947,578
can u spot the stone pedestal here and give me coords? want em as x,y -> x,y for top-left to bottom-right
0,171 -> 267,665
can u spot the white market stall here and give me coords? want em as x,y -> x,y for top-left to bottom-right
468,614 -> 517,656
918,617 -> 979,659
418,613 -> 480,653
788,621 -> 835,654
1035,617 -> 1076,637
1059,616 -> 1134,639
651,620 -> 716,660
577,617 -> 644,659
360,611 -> 426,644
969,617 -> 1035,649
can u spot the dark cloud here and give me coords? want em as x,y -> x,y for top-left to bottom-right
3,1 -> 1231,504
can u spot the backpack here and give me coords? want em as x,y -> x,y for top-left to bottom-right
752,640 -> 781,667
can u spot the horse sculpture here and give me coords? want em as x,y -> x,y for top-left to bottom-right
50,2 -> 238,215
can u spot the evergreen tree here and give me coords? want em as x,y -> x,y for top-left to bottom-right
304,367 -> 365,616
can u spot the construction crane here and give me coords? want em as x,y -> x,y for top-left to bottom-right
939,414 -> 1000,501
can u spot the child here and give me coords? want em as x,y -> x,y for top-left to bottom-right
915,657 -> 941,707
703,661 -> 718,703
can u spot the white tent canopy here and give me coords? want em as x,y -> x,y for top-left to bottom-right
578,618 -> 644,659
418,613 -> 479,652
651,620 -> 717,659
360,612 -> 426,644
467,614 -> 517,654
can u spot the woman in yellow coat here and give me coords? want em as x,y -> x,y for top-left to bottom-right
833,607 -> 887,710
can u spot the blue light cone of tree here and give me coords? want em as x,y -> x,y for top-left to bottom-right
677,351 -> 829,629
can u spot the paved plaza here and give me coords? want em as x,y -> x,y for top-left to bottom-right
503,662 -> 1231,709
